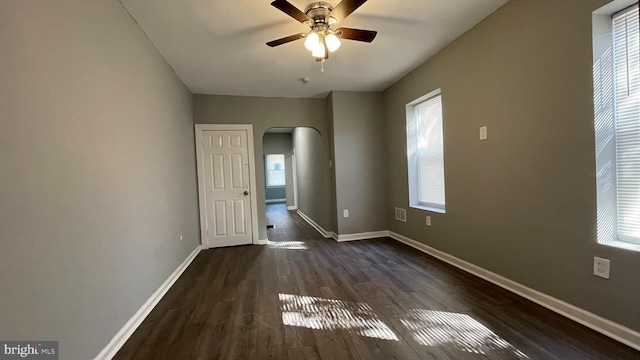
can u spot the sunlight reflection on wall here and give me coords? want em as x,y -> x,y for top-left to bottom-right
279,293 -> 399,341
268,241 -> 308,250
400,309 -> 528,358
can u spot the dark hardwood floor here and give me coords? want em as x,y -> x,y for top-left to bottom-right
114,203 -> 640,359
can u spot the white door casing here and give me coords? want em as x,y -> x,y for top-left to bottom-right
195,124 -> 259,248
291,149 -> 298,210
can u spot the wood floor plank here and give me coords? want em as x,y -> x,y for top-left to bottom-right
113,203 -> 640,360
288,345 -> 321,360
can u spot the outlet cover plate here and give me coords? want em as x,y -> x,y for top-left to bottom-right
593,256 -> 610,279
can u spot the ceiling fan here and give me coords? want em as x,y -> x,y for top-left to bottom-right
266,0 -> 377,66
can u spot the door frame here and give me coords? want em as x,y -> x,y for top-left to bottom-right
290,148 -> 298,210
195,124 -> 260,247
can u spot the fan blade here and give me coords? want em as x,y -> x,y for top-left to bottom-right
329,0 -> 367,22
266,33 -> 306,47
271,0 -> 311,23
336,27 -> 377,42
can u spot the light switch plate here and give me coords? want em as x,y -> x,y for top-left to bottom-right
480,126 -> 488,140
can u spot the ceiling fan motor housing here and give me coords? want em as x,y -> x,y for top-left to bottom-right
304,2 -> 335,24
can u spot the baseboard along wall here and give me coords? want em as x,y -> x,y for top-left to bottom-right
265,199 -> 286,204
296,210 -> 337,240
295,211 -> 640,352
94,245 -> 202,360
97,211 -> 640,359
386,232 -> 640,352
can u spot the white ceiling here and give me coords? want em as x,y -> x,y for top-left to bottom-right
119,0 -> 509,98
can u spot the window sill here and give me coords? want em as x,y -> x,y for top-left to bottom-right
600,240 -> 640,252
410,204 -> 446,214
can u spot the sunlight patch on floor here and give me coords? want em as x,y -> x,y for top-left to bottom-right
268,241 -> 308,250
400,309 -> 529,358
279,293 -> 399,341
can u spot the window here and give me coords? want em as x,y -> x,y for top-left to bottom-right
593,3 -> 640,248
406,89 -> 446,212
266,154 -> 286,187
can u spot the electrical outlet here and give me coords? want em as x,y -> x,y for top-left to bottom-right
426,216 -> 431,226
593,257 -> 610,279
343,209 -> 349,218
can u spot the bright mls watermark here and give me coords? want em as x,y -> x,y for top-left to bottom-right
0,342 -> 57,359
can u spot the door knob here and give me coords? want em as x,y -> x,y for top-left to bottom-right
244,191 -> 249,196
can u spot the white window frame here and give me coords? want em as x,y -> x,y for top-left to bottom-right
593,1 -> 640,250
265,153 -> 286,188
406,88 -> 446,213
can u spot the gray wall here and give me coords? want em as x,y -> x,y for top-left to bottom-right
265,186 -> 286,201
293,128 -> 336,232
0,1 -> 200,359
263,133 -> 294,205
383,0 -> 640,332
263,133 -> 293,154
194,95 -> 336,237
330,92 -> 387,234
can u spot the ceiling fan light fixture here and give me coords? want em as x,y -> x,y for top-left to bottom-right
311,42 -> 326,58
267,0 -> 378,67
304,30 -> 320,51
325,32 -> 341,52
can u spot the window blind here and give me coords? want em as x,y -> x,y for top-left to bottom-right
613,5 -> 640,243
416,95 -> 446,209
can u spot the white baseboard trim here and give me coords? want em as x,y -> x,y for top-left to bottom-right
287,206 -> 297,211
386,231 -> 640,351
269,211 -> 640,350
337,231 -> 388,242
94,245 -> 202,360
265,199 -> 286,204
296,210 -> 337,240
294,212 -> 386,243
256,238 -> 269,245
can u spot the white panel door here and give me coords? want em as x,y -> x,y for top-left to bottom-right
201,130 -> 253,248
